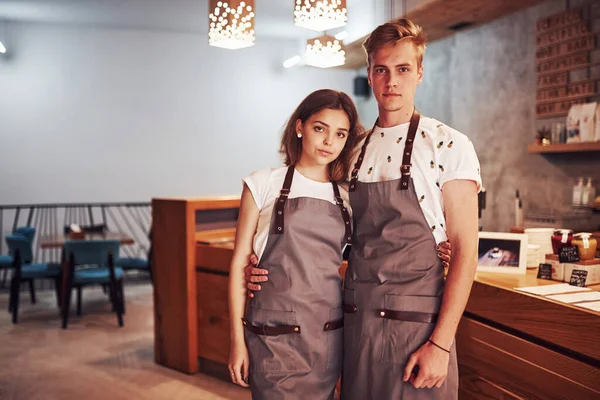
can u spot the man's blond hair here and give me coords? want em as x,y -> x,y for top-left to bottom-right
363,18 -> 427,68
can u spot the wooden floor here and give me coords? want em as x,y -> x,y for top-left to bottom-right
0,283 -> 251,400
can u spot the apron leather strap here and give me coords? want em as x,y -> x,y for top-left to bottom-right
348,108 -> 421,192
349,120 -> 376,192
399,109 -> 421,191
332,182 -> 352,246
378,309 -> 438,324
273,165 -> 295,235
242,318 -> 301,336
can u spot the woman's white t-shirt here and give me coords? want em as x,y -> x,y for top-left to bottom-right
350,116 -> 482,244
243,167 -> 351,261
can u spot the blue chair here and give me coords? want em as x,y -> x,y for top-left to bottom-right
14,226 -> 36,244
116,230 -> 153,283
6,234 -> 61,324
62,239 -> 125,328
1,225 -> 36,271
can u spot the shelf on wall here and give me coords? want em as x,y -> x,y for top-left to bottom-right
527,142 -> 600,154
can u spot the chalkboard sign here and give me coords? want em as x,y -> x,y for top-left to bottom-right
569,269 -> 588,287
537,263 -> 553,280
559,246 -> 580,262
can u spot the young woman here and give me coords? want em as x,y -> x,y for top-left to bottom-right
228,89 -> 362,399
228,89 -> 452,399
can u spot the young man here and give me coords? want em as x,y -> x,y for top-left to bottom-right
338,18 -> 480,399
247,18 -> 480,399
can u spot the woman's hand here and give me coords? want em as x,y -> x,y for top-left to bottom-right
228,340 -> 250,387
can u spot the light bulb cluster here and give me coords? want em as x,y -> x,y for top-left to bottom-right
208,1 -> 256,50
294,0 -> 348,32
305,35 -> 345,69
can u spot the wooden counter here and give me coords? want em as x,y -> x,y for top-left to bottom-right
457,270 -> 600,399
152,197 -> 239,374
153,199 -> 599,397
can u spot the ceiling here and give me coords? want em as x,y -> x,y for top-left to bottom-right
0,0 -> 371,39
343,0 -> 549,69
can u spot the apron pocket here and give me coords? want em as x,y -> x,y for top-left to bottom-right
326,306 -> 344,372
245,307 -> 310,374
380,294 -> 441,365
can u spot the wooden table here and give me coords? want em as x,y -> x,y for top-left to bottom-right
39,233 -> 135,249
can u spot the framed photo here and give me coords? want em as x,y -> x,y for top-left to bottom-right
477,232 -> 528,275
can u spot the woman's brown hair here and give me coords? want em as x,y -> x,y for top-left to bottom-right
280,89 -> 364,183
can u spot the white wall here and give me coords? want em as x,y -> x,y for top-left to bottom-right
0,22 -> 355,204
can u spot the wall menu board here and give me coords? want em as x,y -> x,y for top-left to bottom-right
536,5 -> 599,118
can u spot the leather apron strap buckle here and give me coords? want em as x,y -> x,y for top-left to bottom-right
343,304 -> 358,314
323,318 -> 344,331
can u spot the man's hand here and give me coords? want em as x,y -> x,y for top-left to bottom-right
243,254 -> 268,298
436,241 -> 451,269
403,340 -> 450,389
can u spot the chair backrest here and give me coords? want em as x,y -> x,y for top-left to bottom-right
14,226 -> 36,244
5,234 -> 34,264
64,239 -> 120,267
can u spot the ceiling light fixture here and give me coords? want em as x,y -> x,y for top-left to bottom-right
305,35 -> 345,68
294,0 -> 347,32
208,0 -> 255,50
283,55 -> 302,68
334,30 -> 348,41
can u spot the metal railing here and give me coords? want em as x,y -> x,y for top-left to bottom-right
0,202 -> 152,290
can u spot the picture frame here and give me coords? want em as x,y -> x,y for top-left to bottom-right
477,231 -> 528,275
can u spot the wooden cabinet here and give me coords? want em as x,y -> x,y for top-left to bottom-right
457,271 -> 600,399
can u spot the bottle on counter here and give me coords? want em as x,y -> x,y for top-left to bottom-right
581,177 -> 596,207
514,190 -> 523,227
572,177 -> 584,207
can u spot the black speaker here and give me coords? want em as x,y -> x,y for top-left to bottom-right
353,76 -> 370,98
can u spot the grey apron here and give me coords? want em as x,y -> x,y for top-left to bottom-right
244,166 -> 352,400
341,110 -> 458,399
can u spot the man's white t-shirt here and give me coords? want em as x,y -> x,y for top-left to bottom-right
243,167 -> 351,261
350,116 -> 482,244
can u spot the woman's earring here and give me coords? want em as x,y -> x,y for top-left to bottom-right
297,132 -> 302,138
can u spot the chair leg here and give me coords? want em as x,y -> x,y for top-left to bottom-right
8,276 -> 16,313
1,269 -> 7,289
76,286 -> 82,316
12,278 -> 21,324
62,278 -> 74,330
28,280 -> 37,304
109,281 -> 123,327
8,278 -> 14,313
119,279 -> 126,315
54,278 -> 62,309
